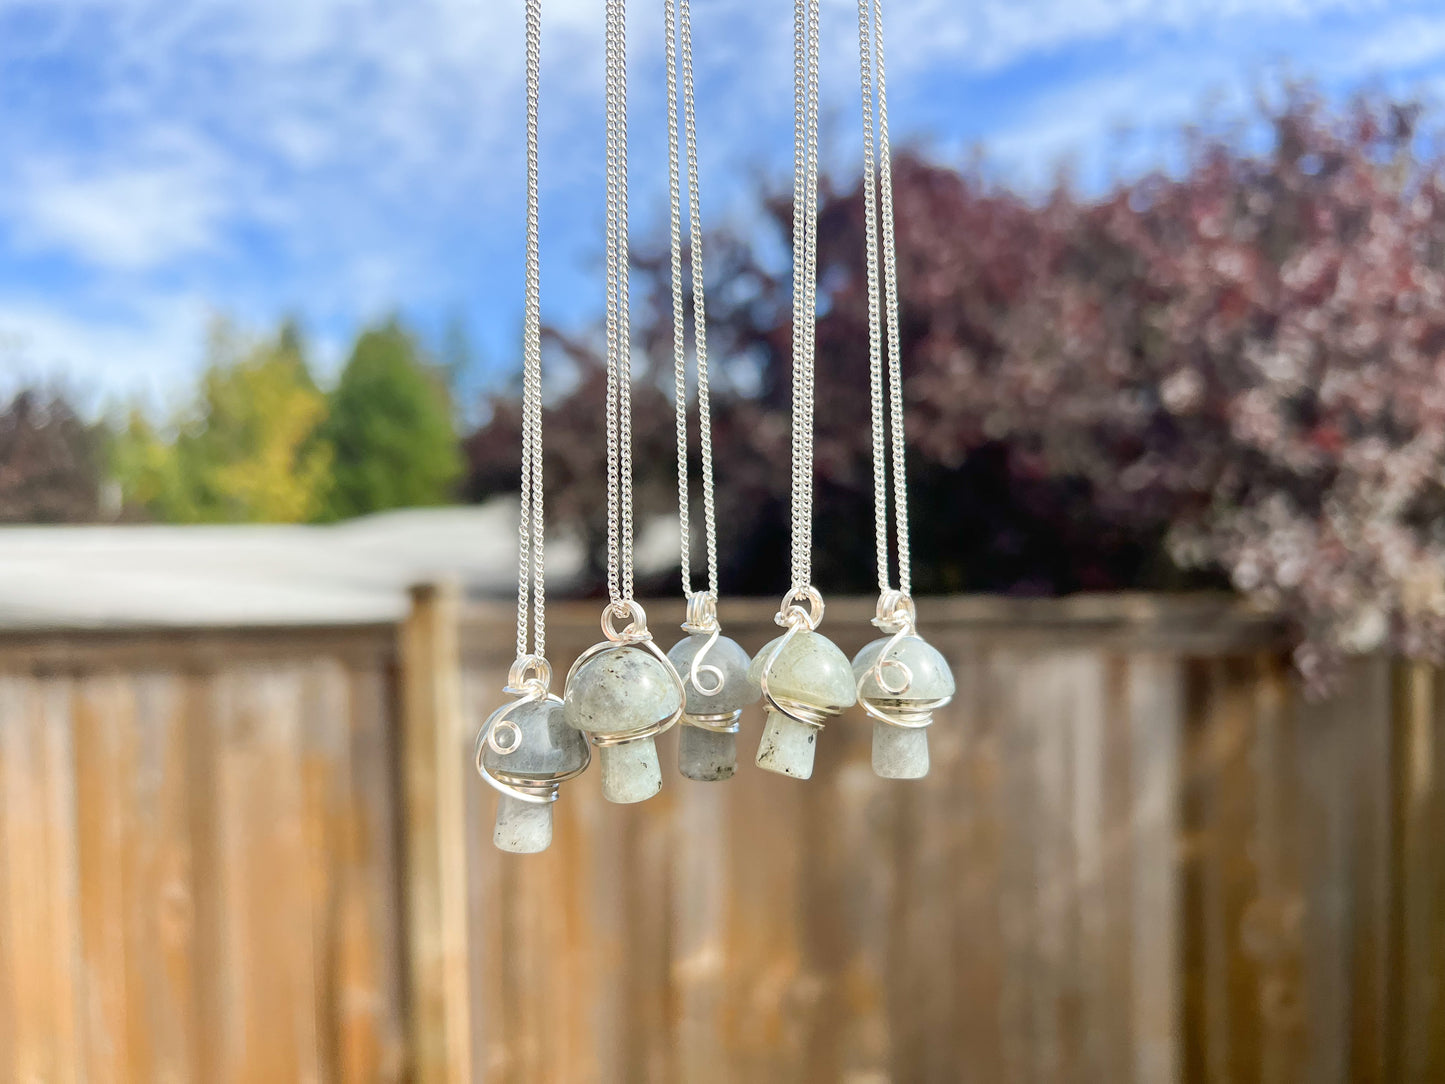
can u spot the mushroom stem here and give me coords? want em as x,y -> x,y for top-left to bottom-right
755,710 -> 818,780
679,726 -> 737,782
493,795 -> 554,854
871,722 -> 930,780
598,739 -> 663,804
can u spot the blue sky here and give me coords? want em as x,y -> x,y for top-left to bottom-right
1,0 -> 1444,414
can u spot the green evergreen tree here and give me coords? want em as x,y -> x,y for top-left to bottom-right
319,319 -> 462,520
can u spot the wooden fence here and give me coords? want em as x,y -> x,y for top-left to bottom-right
0,591 -> 1441,1082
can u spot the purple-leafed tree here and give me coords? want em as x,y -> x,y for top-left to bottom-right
467,88 -> 1445,683
0,390 -> 105,523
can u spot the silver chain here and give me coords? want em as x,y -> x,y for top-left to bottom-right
788,0 -> 822,593
667,0 -> 718,602
515,0 -> 547,663
857,0 -> 910,597
604,0 -> 635,608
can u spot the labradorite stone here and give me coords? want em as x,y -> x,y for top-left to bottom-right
599,739 -> 663,803
493,795 -> 554,854
480,697 -> 590,780
667,633 -> 758,715
563,645 -> 684,738
871,723 -> 930,780
851,635 -> 956,703
746,629 -> 858,714
679,725 -> 736,782
853,635 -> 953,781
755,710 -> 819,779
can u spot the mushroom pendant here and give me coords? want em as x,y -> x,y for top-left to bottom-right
750,588 -> 857,780
852,592 -> 955,779
563,601 -> 685,803
476,658 -> 591,854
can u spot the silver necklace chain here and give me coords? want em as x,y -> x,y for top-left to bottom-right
604,0 -> 635,608
789,0 -> 822,593
515,0 -> 547,663
667,0 -> 718,603
857,0 -> 910,598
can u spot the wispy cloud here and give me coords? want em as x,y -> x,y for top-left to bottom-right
9,150 -> 228,270
0,0 -> 1439,404
0,292 -> 212,411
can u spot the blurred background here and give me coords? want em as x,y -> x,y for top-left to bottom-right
2,1 -> 1445,1081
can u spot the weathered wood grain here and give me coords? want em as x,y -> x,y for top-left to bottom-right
0,625 -> 405,1084
401,583 -> 474,1084
0,595 -> 1441,1083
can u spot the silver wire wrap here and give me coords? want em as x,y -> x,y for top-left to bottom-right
757,586 -> 831,732
569,600 -> 686,748
685,710 -> 743,736
474,658 -> 591,805
857,590 -> 940,731
514,0 -> 548,665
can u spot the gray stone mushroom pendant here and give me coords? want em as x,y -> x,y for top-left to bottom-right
852,592 -> 955,779
476,657 -> 592,854
667,592 -> 759,782
563,600 -> 685,803
749,587 -> 857,780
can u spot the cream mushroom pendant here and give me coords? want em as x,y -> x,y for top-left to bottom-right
474,0 -> 592,854
662,0 -> 759,782
752,0 -> 857,781
562,0 -> 685,803
850,0 -> 953,778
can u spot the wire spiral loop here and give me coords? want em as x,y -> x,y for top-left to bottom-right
774,585 -> 825,632
863,590 -> 917,697
758,586 -> 833,733
474,685 -> 591,806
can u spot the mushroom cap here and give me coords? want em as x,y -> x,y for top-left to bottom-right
852,634 -> 956,704
667,633 -> 759,714
563,644 -> 684,737
747,629 -> 857,713
480,697 -> 590,779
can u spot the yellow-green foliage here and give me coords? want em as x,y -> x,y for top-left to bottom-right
114,320 -> 333,523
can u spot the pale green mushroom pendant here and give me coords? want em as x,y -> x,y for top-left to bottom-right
563,601 -> 685,803
852,593 -> 955,779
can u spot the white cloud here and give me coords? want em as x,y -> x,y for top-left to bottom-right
10,158 -> 227,270
884,0 -> 1400,74
0,0 -> 1437,404
0,293 -> 211,412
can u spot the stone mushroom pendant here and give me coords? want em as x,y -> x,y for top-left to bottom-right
476,658 -> 591,854
852,592 -> 955,780
750,588 -> 857,780
667,592 -> 759,782
563,601 -> 685,803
